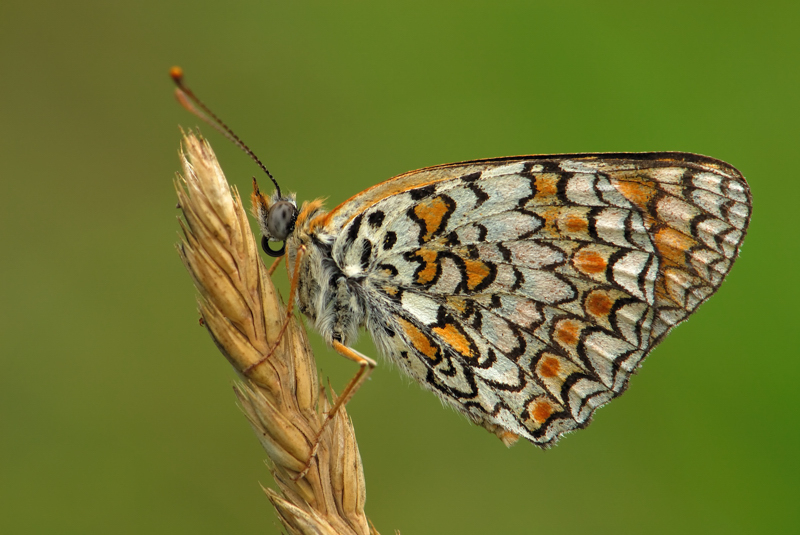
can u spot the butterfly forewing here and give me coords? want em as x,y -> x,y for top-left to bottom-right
323,153 -> 751,446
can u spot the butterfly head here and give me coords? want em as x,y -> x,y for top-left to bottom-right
251,178 -> 298,257
169,68 -> 298,258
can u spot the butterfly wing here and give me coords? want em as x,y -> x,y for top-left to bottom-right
325,153 -> 751,446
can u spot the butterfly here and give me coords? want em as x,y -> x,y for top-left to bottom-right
172,69 -> 752,448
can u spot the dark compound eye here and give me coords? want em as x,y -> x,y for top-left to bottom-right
260,200 -> 297,257
267,201 -> 297,241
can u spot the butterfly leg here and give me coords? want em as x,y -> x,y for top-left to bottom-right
266,255 -> 283,276
244,245 -> 306,375
292,341 -> 376,481
327,341 -> 377,421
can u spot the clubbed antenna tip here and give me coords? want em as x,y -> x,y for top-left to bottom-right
170,66 -> 282,198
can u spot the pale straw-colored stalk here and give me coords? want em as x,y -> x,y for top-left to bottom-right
174,131 -> 378,535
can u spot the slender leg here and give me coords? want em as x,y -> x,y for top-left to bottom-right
244,245 -> 306,374
267,255 -> 283,276
326,341 -> 377,420
292,341 -> 377,481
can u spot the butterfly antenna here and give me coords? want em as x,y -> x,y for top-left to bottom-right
170,66 -> 282,198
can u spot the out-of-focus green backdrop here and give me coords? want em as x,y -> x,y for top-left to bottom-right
2,1 -> 797,533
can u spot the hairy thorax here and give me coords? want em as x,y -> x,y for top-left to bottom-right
288,223 -> 366,347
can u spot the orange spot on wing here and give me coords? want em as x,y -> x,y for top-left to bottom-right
654,227 -> 696,267
537,206 -> 561,236
532,400 -> 553,423
586,291 -> 613,317
382,285 -> 399,296
414,249 -> 439,284
562,212 -> 588,233
615,180 -> 657,211
447,297 -> 468,314
555,320 -> 580,346
397,317 -> 438,360
464,259 -> 491,290
414,196 -> 451,242
432,323 -> 473,358
574,248 -> 607,274
539,356 -> 561,378
534,175 -> 559,199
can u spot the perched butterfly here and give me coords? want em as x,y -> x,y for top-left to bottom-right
172,69 -> 751,448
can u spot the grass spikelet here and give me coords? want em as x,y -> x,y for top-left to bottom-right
174,131 -> 378,535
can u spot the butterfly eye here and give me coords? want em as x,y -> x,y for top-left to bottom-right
267,200 -> 298,240
260,200 -> 297,257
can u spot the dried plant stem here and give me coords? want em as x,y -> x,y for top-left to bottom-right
174,131 -> 377,535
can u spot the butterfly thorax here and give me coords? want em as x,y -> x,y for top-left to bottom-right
288,201 -> 368,347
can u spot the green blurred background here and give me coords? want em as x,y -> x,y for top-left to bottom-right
2,1 -> 798,533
